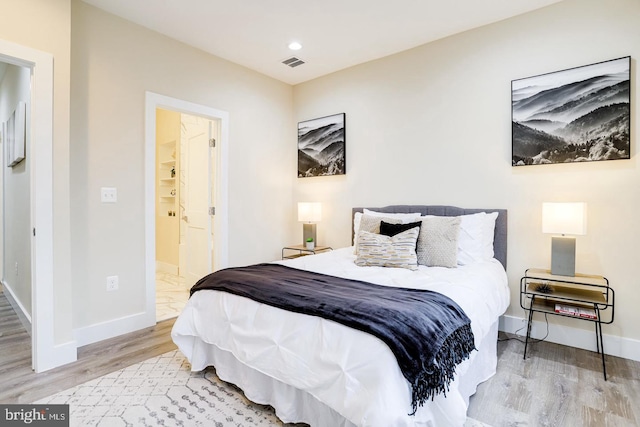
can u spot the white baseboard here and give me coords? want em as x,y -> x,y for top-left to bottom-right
2,280 -> 32,336
74,310 -> 156,347
500,314 -> 640,363
2,280 -> 78,371
156,261 -> 178,275
38,340 -> 78,372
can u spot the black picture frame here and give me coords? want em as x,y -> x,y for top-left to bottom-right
512,56 -> 630,166
298,113 -> 346,177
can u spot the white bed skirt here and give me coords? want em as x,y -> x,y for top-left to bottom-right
181,320 -> 499,427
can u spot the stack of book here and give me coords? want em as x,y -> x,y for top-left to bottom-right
555,303 -> 597,319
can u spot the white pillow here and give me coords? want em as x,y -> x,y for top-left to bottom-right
363,208 -> 422,219
353,209 -> 421,241
457,212 -> 498,265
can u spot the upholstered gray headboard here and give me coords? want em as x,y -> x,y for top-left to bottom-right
352,205 -> 507,269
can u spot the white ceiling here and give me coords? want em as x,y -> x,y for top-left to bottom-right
81,0 -> 562,85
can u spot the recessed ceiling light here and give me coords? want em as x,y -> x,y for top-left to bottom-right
288,42 -> 302,51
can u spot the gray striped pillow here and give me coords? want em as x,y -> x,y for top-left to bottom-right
355,228 -> 420,270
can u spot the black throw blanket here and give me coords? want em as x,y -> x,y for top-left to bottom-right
191,263 -> 476,414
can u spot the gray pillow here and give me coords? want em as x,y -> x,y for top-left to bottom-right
417,216 -> 461,268
354,214 -> 402,254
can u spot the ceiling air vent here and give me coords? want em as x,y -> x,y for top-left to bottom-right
282,57 -> 305,68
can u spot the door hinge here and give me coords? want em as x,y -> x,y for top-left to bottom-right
209,138 -> 216,148
33,228 -> 36,236
209,207 -> 216,216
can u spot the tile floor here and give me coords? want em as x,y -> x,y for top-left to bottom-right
156,271 -> 190,321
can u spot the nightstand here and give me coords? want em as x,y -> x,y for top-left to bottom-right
282,245 -> 332,260
520,268 -> 614,380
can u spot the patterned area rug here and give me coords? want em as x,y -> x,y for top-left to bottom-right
36,350 -> 491,426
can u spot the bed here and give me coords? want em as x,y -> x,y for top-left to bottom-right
171,205 -> 509,427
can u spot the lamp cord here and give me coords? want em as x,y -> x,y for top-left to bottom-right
498,311 -> 550,344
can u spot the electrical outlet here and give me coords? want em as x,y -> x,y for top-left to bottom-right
101,187 -> 117,203
15,261 -> 18,276
106,275 -> 119,291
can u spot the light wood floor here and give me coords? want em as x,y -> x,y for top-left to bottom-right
1,289 -> 639,426
468,332 -> 640,427
0,290 -> 177,403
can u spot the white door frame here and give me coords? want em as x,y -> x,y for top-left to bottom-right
0,39 -> 66,372
144,92 -> 228,324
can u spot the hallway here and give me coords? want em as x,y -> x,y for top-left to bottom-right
0,287 -> 31,395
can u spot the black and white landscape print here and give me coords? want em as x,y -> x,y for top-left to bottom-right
512,56 -> 630,166
298,113 -> 345,177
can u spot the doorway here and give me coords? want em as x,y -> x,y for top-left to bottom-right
144,92 -> 229,326
155,110 -> 218,321
0,61 -> 32,337
0,39 -> 63,372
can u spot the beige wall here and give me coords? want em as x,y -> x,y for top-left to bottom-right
0,0 -> 72,345
70,1 -> 294,329
293,0 -> 640,347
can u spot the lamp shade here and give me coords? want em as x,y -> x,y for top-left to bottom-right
542,202 -> 587,235
298,202 -> 322,222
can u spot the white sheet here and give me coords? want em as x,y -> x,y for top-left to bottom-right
172,247 -> 509,427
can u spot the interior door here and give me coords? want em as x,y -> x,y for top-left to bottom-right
209,120 -> 218,271
183,116 -> 212,286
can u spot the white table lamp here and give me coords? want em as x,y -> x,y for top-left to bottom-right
542,202 -> 587,277
298,202 -> 322,246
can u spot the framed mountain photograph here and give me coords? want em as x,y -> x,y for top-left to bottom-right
512,56 -> 630,166
298,113 -> 346,177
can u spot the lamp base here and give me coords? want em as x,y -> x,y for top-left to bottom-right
550,236 -> 576,277
302,223 -> 317,246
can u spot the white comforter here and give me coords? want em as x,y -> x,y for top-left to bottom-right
172,247 -> 509,427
